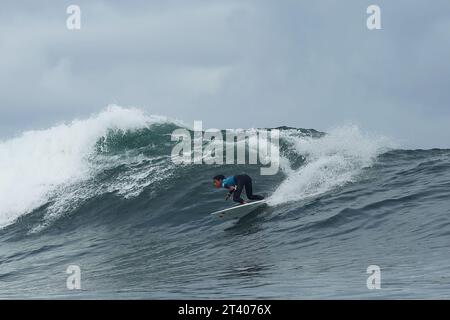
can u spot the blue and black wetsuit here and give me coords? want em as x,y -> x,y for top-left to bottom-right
223,174 -> 264,204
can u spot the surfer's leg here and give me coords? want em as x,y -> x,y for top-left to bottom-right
233,180 -> 245,203
244,176 -> 264,200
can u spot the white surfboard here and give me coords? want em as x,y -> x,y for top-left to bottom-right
210,200 -> 267,220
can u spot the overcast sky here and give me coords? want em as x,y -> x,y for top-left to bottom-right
1,0 -> 449,148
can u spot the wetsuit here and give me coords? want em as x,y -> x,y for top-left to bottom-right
223,174 -> 264,204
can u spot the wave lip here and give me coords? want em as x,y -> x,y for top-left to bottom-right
0,105 -> 180,229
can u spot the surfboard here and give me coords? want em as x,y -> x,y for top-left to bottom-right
210,200 -> 267,220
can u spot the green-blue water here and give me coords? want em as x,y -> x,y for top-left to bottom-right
1,107 -> 449,298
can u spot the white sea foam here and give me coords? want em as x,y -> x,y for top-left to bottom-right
0,105 -> 178,229
268,125 -> 394,206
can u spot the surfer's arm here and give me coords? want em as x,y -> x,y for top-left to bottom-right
225,187 -> 235,200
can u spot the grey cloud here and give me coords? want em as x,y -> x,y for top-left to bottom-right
0,0 -> 449,148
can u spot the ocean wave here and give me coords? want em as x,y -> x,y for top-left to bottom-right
1,106 -> 450,298
0,105 -> 181,229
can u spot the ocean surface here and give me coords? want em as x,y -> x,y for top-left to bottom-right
1,106 -> 449,299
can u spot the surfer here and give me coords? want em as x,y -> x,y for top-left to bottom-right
213,174 -> 264,204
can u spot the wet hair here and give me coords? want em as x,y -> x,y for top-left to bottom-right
213,175 -> 226,181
